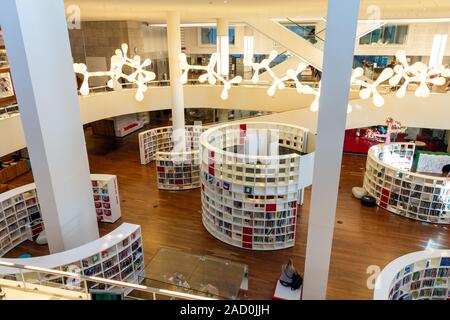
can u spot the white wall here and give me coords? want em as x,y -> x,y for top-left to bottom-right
0,115 -> 27,156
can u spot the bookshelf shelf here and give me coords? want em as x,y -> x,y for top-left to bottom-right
0,174 -> 122,257
364,143 -> 450,225
374,250 -> 449,300
139,125 -> 207,190
199,122 -> 313,251
0,223 -> 144,296
91,174 -> 122,223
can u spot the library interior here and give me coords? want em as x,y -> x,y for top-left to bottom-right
0,0 -> 449,301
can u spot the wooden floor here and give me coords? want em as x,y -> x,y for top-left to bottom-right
5,127 -> 450,300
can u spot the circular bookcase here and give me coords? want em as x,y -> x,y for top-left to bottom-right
199,122 -> 314,250
374,250 -> 449,300
138,125 -> 207,190
363,142 -> 450,224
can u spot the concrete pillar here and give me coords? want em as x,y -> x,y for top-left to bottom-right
218,109 -> 229,123
166,11 -> 186,152
302,0 -> 360,300
243,26 -> 254,79
446,130 -> 450,153
0,0 -> 99,253
216,18 -> 229,77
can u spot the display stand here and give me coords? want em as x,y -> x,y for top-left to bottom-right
364,143 -> 450,224
0,174 -> 121,257
200,122 -> 314,251
91,174 -> 122,223
0,223 -> 144,296
139,125 -> 207,190
374,250 -> 449,300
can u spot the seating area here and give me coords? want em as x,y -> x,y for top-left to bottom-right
343,129 -> 386,154
343,128 -> 448,154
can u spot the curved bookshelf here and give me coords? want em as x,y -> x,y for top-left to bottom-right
363,143 -> 450,224
199,122 -> 314,251
0,223 -> 144,296
0,174 -> 121,257
139,125 -> 207,190
374,250 -> 450,300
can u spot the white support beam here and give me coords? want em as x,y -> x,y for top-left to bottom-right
166,11 -> 186,152
0,0 -> 99,253
303,0 -> 360,300
216,18 -> 229,77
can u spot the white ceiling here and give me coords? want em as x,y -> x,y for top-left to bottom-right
64,0 -> 450,23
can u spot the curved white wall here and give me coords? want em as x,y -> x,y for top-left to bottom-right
79,85 -> 316,124
0,85 -> 314,157
246,92 -> 450,134
0,85 -> 449,157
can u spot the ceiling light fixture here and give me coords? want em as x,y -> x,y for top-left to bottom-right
74,43 -> 156,102
179,52 -> 242,99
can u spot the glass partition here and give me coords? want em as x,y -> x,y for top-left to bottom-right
138,247 -> 248,299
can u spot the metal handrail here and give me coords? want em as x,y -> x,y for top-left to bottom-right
0,260 -> 215,300
285,18 -> 325,46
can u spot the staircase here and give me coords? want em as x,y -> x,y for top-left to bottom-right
244,17 -> 324,71
247,17 -> 385,80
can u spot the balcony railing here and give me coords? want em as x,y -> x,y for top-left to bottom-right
0,260 -> 214,300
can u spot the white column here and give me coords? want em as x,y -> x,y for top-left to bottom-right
243,26 -> 254,80
302,0 -> 360,300
0,0 -> 99,253
216,18 -> 229,77
429,23 -> 449,68
166,11 -> 186,152
244,26 -> 254,65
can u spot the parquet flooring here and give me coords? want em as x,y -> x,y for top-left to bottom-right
5,127 -> 450,299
